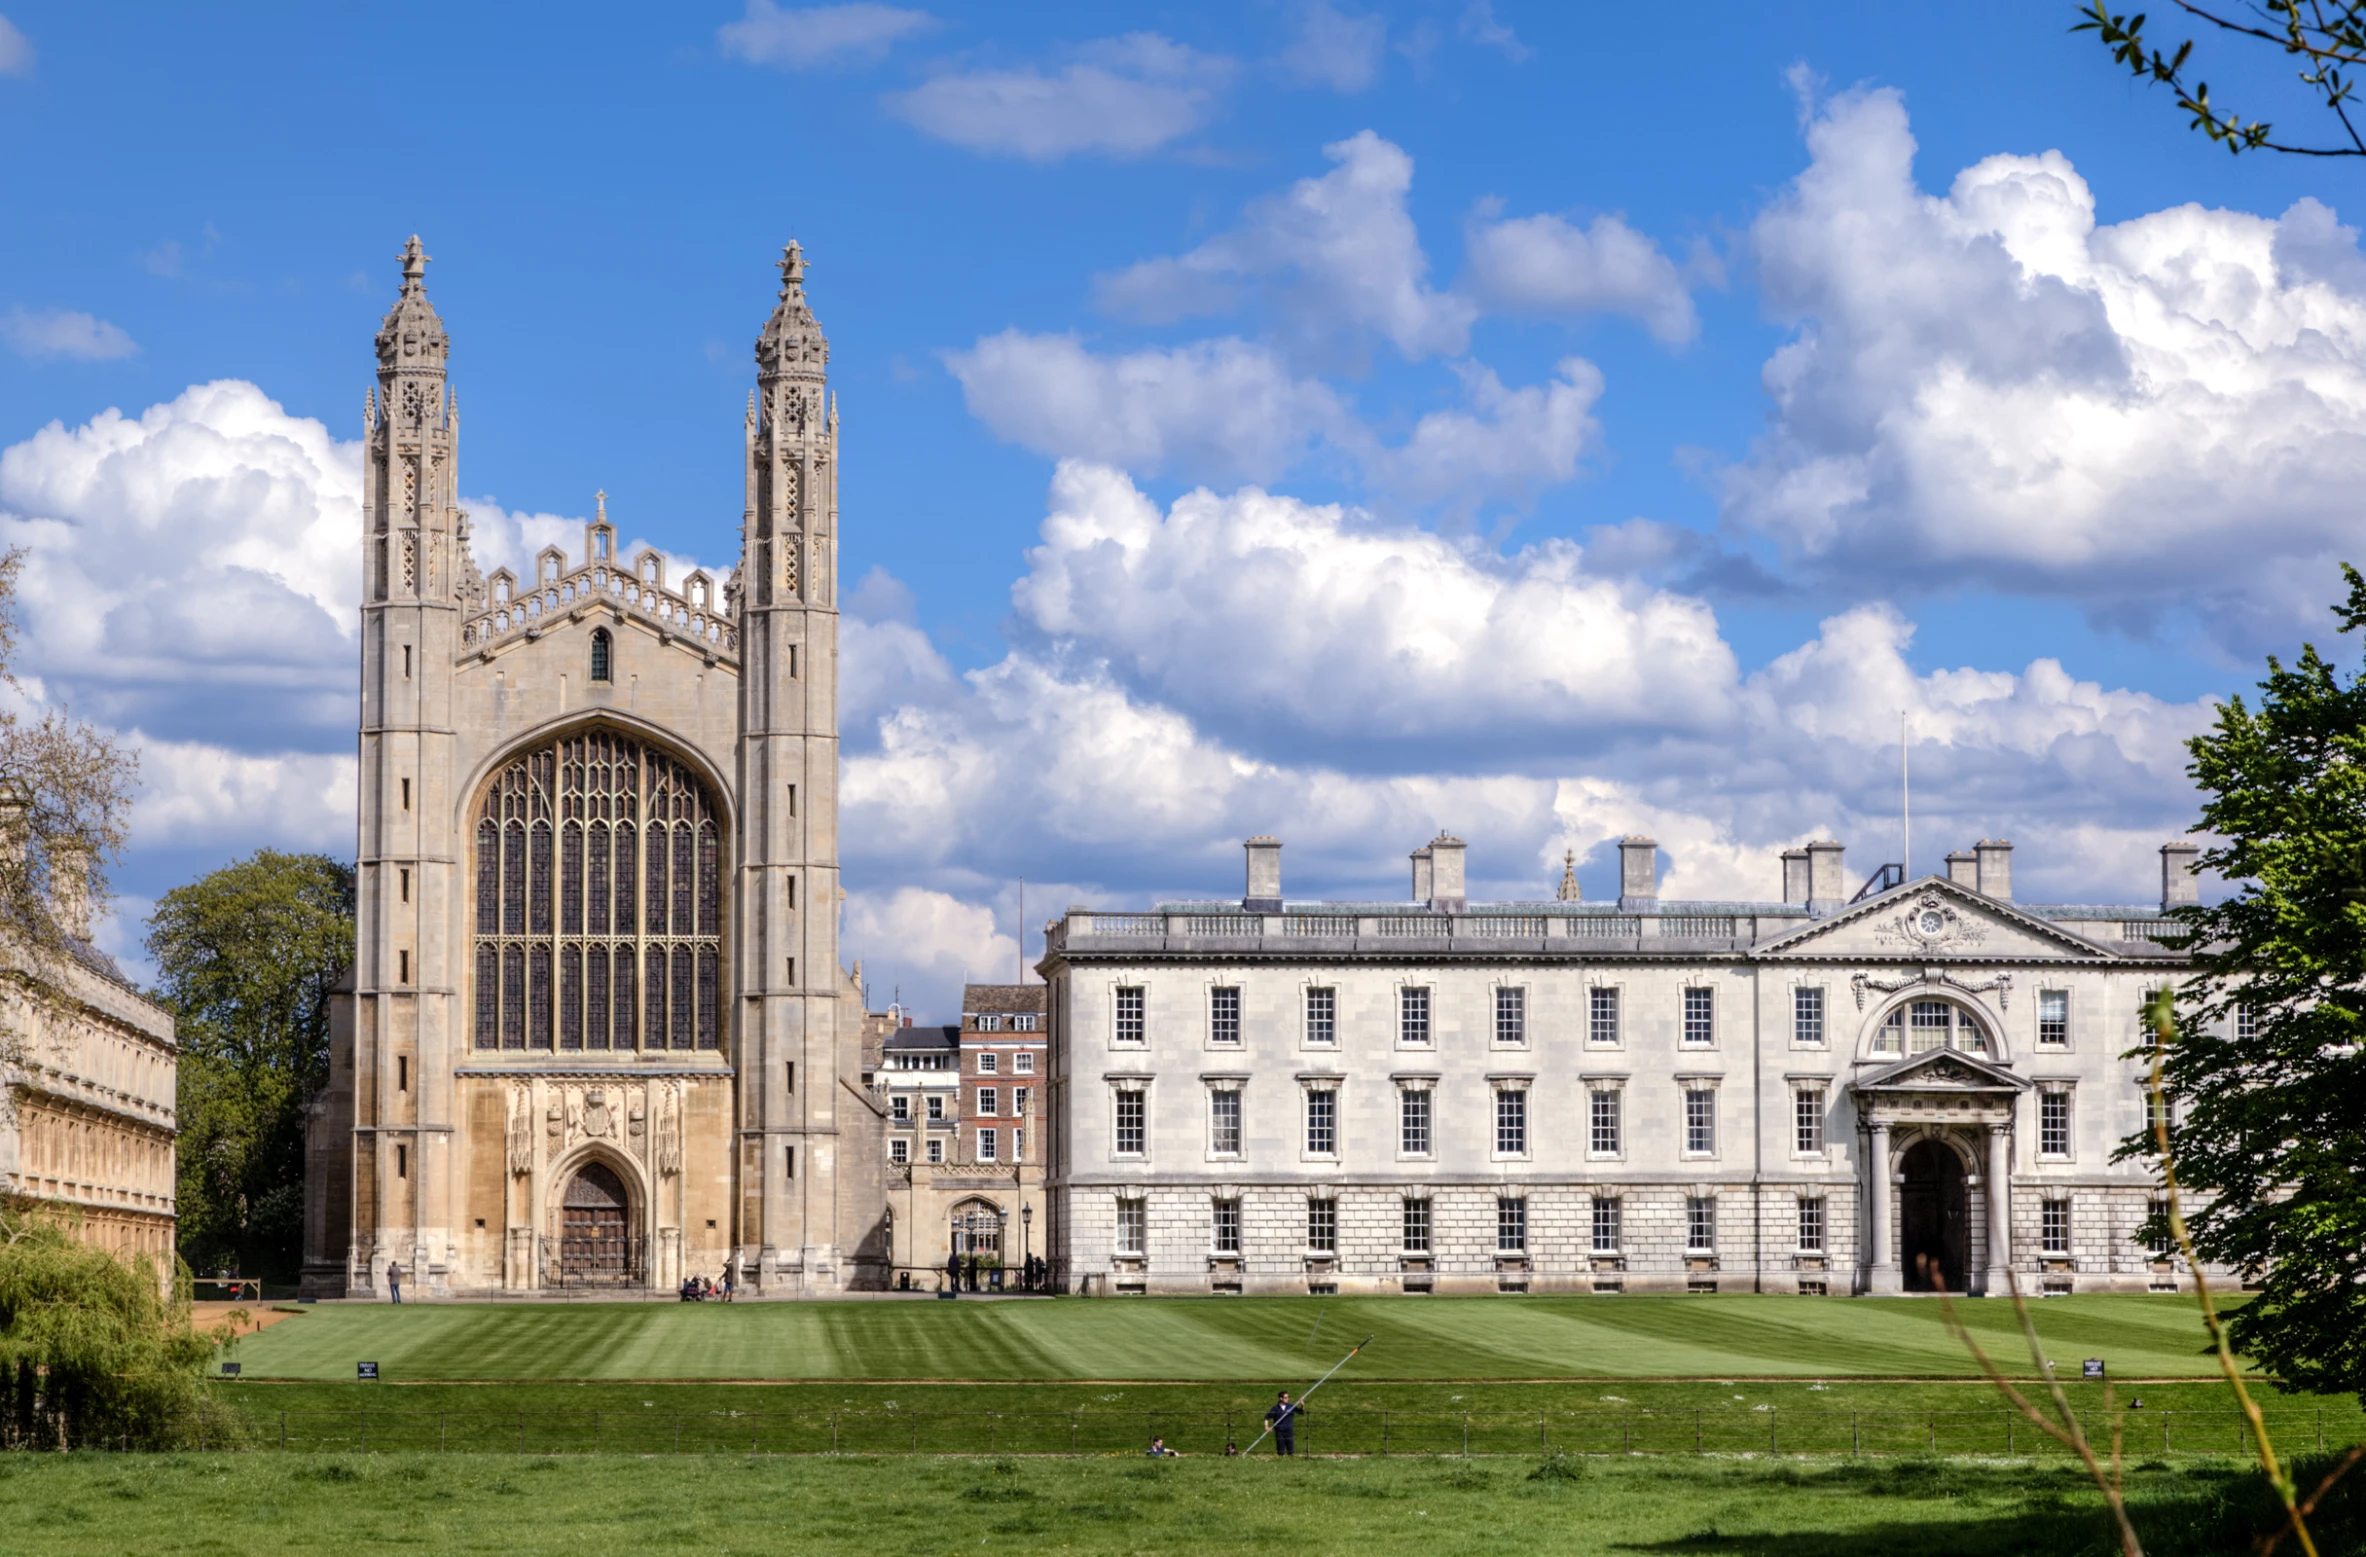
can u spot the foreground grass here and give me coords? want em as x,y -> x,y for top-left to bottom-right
228,1294 -> 2238,1382
1,1449 -> 2352,1557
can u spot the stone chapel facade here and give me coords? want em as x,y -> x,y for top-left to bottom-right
301,238 -> 883,1297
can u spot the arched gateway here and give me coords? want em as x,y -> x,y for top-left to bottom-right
559,1162 -> 634,1285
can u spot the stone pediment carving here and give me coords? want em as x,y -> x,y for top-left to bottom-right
1758,879 -> 2113,963
1852,1047 -> 2030,1095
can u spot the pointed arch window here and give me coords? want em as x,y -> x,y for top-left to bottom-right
470,731 -> 725,1053
589,628 -> 612,683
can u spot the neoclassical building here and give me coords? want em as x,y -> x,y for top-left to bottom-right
1041,833 -> 2205,1297
302,238 -> 882,1297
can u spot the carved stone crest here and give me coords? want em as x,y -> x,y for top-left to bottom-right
581,1088 -> 614,1141
1873,892 -> 1990,952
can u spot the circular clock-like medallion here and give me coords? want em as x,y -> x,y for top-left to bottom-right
1917,908 -> 1948,935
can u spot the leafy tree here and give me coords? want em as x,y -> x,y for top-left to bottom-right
2078,1 -> 2366,156
0,1203 -> 230,1448
148,852 -> 354,1282
2128,566 -> 2366,1398
0,545 -> 137,992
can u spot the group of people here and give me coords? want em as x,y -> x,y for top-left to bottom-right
1143,1392 -> 1306,1459
677,1272 -> 734,1302
937,1251 -> 1048,1293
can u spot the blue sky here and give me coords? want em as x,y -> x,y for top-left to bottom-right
4,1 -> 2362,1014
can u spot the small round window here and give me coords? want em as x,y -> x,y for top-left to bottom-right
1869,997 -> 1989,1057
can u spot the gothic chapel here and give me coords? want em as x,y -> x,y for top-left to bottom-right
302,239 -> 886,1296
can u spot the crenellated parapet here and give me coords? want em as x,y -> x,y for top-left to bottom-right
461,513 -> 739,664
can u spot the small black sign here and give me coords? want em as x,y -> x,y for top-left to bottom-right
2082,1358 -> 2105,1380
220,1361 -> 241,1376
357,1361 -> 380,1381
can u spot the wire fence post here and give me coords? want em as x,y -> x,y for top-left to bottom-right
1462,1413 -> 1469,1457
1069,1415 -> 1077,1455
1381,1411 -> 1388,1456
1851,1413 -> 1859,1457
1770,1407 -> 1777,1455
440,1412 -> 446,1454
1623,1413 -> 1630,1454
1927,1412 -> 1934,1452
280,1412 -> 287,1452
832,1411 -> 841,1455
673,1414 -> 681,1454
517,1412 -> 524,1455
2006,1413 -> 2013,1455
1695,1410 -> 1702,1454
592,1410 -> 600,1456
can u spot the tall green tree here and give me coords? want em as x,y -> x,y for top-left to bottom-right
2130,566 -> 2366,1397
147,851 -> 354,1282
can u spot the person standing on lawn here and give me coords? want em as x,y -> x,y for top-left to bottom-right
386,1261 -> 403,1303
944,1249 -> 961,1294
1265,1391 -> 1301,1456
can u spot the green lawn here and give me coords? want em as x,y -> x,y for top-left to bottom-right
227,1294 -> 2237,1382
0,1450 -> 2340,1557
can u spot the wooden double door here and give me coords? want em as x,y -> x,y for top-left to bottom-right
559,1162 -> 632,1284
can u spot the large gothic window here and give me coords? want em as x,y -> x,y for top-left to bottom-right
473,731 -> 723,1052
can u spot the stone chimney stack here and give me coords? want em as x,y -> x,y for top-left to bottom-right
1409,843 -> 1433,904
2160,840 -> 2201,909
1974,839 -> 2013,901
1426,833 -> 1467,913
1780,847 -> 1810,904
1243,836 -> 1282,913
1946,849 -> 1978,888
1618,836 -> 1658,911
49,840 -> 94,942
1806,839 -> 1847,915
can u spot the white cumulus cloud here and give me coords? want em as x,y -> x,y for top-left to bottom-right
1463,206 -> 1698,343
886,34 -> 1233,161
1279,1 -> 1386,92
841,885 -> 1020,1019
0,14 -> 32,79
1733,84 -> 2366,653
717,1 -> 933,68
1094,130 -> 1476,362
4,307 -> 137,361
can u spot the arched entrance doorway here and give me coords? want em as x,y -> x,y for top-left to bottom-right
1899,1138 -> 1969,1293
950,1200 -> 1005,1287
559,1161 -> 634,1285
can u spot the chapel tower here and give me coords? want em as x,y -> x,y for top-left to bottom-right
736,242 -> 852,1287
347,234 -> 466,1291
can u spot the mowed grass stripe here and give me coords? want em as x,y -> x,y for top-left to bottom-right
225,1295 -> 2233,1382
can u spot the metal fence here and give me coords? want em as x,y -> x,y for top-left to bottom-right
184,1407 -> 2364,1459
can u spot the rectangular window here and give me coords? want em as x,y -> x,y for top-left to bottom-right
1497,1196 -> 1527,1253
1794,1086 -> 1824,1154
399,867 -> 410,902
889,1137 -> 908,1165
2042,1197 -> 2070,1254
1210,986 -> 1242,1045
1495,1089 -> 1527,1155
1496,986 -> 1527,1046
1399,986 -> 1432,1046
398,949 -> 410,984
890,1094 -> 909,1121
1213,1198 -> 1241,1254
397,1055 -> 409,1093
977,1087 -> 999,1117
1307,1198 -> 1336,1253
1589,1088 -> 1621,1155
1591,1196 -> 1622,1253
2145,1087 -> 2173,1133
785,1146 -> 795,1178
1114,1089 -> 1146,1155
1682,987 -> 1715,1047
1210,1088 -> 1242,1155
395,1143 -> 408,1179
2038,989 -> 2070,1047
927,1138 -> 943,1164
1401,1198 -> 1431,1254
1013,1086 -> 1031,1116
1116,1198 -> 1145,1255
977,1051 -> 998,1073
1013,1014 -> 1039,1032
1686,1196 -> 1716,1252
1015,1051 -> 1036,1073
1797,1196 -> 1826,1253
1114,986 -> 1146,1045
1399,1088 -> 1433,1155
1305,986 -> 1337,1046
1793,986 -> 1825,1046
1589,986 -> 1621,1045
926,1095 -> 944,1122
1305,1089 -> 1337,1155
2139,988 -> 2166,1049
2234,1004 -> 2257,1042
785,1062 -> 797,1093
976,1016 -> 1002,1034
2146,1198 -> 2172,1258
2040,1090 -> 2071,1157
1684,1087 -> 1717,1155
977,1127 -> 997,1163
1014,1127 -> 1025,1161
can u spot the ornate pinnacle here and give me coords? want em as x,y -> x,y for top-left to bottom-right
777,240 -> 806,297
1557,849 -> 1581,902
399,234 -> 431,295
595,489 -> 607,525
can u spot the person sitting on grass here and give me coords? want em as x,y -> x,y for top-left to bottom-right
1146,1436 -> 1178,1457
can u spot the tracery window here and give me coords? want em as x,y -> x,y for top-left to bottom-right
473,730 -> 723,1052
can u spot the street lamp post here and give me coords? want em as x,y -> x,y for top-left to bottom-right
1021,1203 -> 1034,1292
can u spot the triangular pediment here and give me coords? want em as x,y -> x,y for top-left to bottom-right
1756,877 -> 2116,962
1853,1046 -> 2031,1094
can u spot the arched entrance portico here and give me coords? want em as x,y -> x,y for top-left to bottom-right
1899,1138 -> 1970,1293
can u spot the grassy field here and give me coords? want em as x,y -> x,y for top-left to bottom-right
0,1449 -> 2347,1557
225,1294 -> 2238,1382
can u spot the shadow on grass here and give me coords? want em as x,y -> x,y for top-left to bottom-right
1617,1452 -> 2364,1557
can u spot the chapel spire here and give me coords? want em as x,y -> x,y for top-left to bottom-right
374,235 -> 449,378
755,240 -> 828,388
